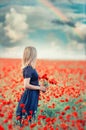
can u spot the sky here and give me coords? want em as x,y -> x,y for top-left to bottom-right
0,0 -> 86,60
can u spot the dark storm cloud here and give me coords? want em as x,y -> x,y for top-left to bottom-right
51,19 -> 76,28
50,0 -> 74,4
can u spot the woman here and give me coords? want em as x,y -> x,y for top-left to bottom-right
15,46 -> 46,126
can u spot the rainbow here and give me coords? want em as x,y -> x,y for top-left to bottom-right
39,0 -> 68,21
38,0 -> 82,38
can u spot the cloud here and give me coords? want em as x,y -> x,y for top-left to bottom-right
49,0 -> 70,3
0,0 -> 38,6
44,33 -> 86,59
64,23 -> 86,57
0,6 -> 60,50
63,22 -> 86,45
50,34 -> 86,59
69,0 -> 86,3
75,23 -> 86,39
20,6 -> 59,30
67,41 -> 85,51
73,23 -> 86,43
66,12 -> 86,20
51,20 -> 86,44
49,0 -> 86,4
0,21 -> 11,48
51,19 -> 75,27
4,8 -> 28,42
0,0 -> 9,3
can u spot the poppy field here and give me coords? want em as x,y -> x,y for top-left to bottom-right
0,58 -> 86,130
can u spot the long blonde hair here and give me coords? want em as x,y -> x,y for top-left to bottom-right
21,46 -> 37,70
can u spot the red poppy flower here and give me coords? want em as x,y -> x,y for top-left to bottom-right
29,110 -> 33,115
16,115 -> 21,120
0,125 -> 4,130
20,103 -> 25,108
46,117 -> 51,122
64,106 -> 70,111
8,124 -> 12,129
60,123 -> 68,129
22,109 -> 26,113
30,123 -> 37,128
72,111 -> 78,118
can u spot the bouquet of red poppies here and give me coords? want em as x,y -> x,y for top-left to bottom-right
40,79 -> 49,88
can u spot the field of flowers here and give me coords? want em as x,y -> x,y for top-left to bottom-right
0,58 -> 86,130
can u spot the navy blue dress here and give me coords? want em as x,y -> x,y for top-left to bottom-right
16,65 -> 40,119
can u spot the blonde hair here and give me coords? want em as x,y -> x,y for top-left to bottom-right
21,46 -> 37,70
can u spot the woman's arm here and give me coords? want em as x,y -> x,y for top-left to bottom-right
24,78 -> 46,92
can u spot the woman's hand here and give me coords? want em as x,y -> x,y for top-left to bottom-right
40,86 -> 46,92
